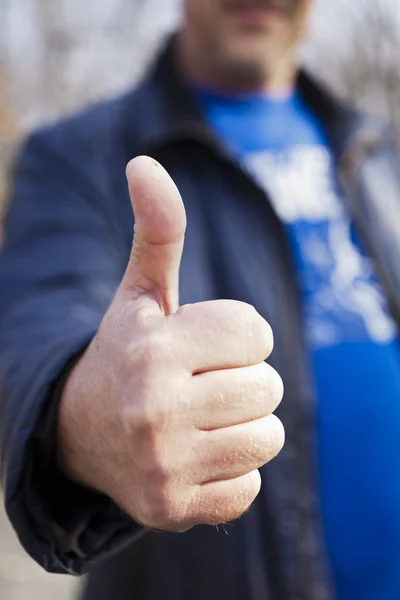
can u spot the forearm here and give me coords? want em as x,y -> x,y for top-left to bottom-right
0,123 -> 146,573
1,323 -> 143,574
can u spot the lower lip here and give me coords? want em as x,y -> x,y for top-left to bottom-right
227,5 -> 283,27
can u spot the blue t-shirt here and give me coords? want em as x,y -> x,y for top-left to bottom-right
194,87 -> 400,599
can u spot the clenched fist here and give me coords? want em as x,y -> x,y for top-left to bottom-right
58,156 -> 285,531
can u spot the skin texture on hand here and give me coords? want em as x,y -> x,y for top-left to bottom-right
57,156 -> 285,532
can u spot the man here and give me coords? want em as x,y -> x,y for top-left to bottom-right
1,0 -> 400,599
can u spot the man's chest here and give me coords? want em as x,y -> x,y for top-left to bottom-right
243,144 -> 398,349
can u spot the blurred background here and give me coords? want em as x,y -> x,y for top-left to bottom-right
0,0 -> 399,597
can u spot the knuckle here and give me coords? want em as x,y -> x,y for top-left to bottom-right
148,494 -> 177,529
205,471 -> 261,526
257,319 -> 274,359
135,464 -> 187,529
205,507 -> 235,526
121,414 -> 175,484
131,304 -> 161,329
122,401 -> 168,440
211,300 -> 258,331
235,303 -> 273,359
141,489 -> 176,530
266,366 -> 284,410
234,301 -> 259,326
145,482 -> 195,531
125,330 -> 165,368
252,363 -> 284,413
244,415 -> 285,466
175,303 -> 195,320
265,415 -> 285,459
116,468 -> 179,532
242,469 -> 262,503
234,437 -> 267,467
201,497 -> 236,526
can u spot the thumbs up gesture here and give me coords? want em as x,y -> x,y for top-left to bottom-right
58,157 -> 285,531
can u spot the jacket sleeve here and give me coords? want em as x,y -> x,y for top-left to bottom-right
0,125 -> 143,575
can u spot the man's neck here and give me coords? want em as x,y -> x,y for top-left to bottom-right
175,34 -> 297,97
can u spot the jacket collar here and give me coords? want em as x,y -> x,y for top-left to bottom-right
127,36 -> 367,159
126,37 -> 211,154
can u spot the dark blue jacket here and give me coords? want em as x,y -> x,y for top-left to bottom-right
1,41 -> 400,600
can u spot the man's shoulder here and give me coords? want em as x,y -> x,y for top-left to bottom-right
23,81 -> 151,164
299,69 -> 395,152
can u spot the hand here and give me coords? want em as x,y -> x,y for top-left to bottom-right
58,156 -> 285,531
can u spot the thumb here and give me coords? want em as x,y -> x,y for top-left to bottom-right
122,156 -> 187,315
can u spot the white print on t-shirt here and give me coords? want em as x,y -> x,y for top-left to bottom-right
244,146 -> 397,348
246,146 -> 342,222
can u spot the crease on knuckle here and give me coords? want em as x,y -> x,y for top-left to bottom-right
238,304 -> 273,362
257,319 -> 274,359
265,416 -> 285,459
267,366 -> 284,411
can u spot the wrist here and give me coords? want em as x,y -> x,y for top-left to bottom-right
56,359 -> 93,488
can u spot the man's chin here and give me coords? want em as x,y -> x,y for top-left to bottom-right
214,54 -> 269,90
217,41 -> 273,82
223,33 -> 276,63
